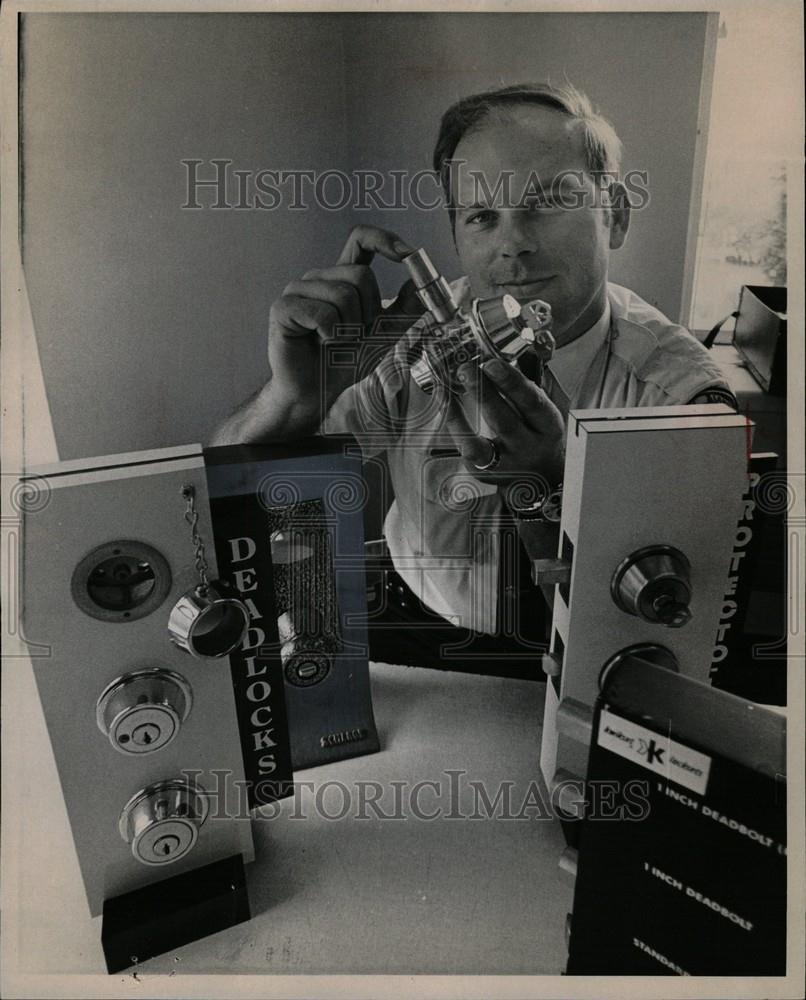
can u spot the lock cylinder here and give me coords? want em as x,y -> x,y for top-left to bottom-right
167,581 -> 250,658
268,510 -> 341,688
403,247 -> 553,396
403,248 -> 458,324
168,484 -> 251,658
611,545 -> 693,628
119,778 -> 208,866
96,668 -> 192,754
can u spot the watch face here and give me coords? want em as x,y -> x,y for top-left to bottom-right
518,505 -> 544,520
544,489 -> 563,523
506,483 -> 562,522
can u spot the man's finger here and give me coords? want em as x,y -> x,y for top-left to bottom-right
281,279 -> 362,329
452,361 -> 519,439
337,224 -> 415,266
477,367 -> 523,437
443,396 -> 498,469
296,265 -> 381,328
480,357 -> 559,431
271,294 -> 341,341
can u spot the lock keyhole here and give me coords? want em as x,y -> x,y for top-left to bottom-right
153,835 -> 181,857
132,723 -> 161,746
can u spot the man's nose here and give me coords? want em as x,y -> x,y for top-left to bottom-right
499,211 -> 539,257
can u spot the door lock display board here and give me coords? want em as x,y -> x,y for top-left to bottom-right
21,437 -> 378,969
540,405 -> 750,809
21,445 -> 260,918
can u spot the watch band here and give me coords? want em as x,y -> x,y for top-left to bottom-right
508,483 -> 563,523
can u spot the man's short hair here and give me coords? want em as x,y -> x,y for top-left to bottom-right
432,82 -> 623,223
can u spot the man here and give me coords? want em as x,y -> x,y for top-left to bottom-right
213,83 -> 733,676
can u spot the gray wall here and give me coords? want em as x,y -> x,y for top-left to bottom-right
21,11 -> 711,460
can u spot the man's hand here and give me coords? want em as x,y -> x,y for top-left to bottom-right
211,225 -> 421,445
267,225 -> 416,421
444,357 -> 565,497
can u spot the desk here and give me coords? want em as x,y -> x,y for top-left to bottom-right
4,661 -> 572,979
711,344 -> 786,459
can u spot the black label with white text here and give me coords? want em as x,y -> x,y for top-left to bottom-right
566,703 -> 786,975
209,492 -> 294,807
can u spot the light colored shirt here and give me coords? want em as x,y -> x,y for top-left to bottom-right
548,301 -> 611,404
322,279 -> 732,633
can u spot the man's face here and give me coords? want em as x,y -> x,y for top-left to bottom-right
451,105 -> 629,347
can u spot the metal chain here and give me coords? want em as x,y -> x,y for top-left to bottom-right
180,485 -> 210,595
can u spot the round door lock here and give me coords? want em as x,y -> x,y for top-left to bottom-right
167,582 -> 250,658
599,643 -> 680,692
96,668 -> 192,754
611,545 -> 693,628
72,540 -> 172,623
119,778 -> 208,866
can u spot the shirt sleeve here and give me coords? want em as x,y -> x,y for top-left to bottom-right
319,315 -> 432,457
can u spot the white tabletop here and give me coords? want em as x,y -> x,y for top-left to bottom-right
3,660 -> 573,982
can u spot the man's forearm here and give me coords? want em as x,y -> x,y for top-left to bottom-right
208,381 -> 320,446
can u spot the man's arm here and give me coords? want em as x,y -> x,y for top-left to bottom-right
208,380 -> 318,446
209,226 -> 417,447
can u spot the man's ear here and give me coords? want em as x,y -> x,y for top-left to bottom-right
605,181 -> 631,250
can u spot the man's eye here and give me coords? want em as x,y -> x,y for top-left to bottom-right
466,209 -> 496,225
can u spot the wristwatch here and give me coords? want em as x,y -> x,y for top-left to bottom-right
507,483 -> 563,524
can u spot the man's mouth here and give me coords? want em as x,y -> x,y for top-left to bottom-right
497,277 -> 555,297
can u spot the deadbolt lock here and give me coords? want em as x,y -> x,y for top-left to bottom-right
611,545 -> 693,628
96,668 -> 192,754
119,778 -> 208,866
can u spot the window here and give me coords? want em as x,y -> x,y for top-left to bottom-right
688,6 -> 799,333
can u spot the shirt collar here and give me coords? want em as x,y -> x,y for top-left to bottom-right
547,300 -> 611,401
